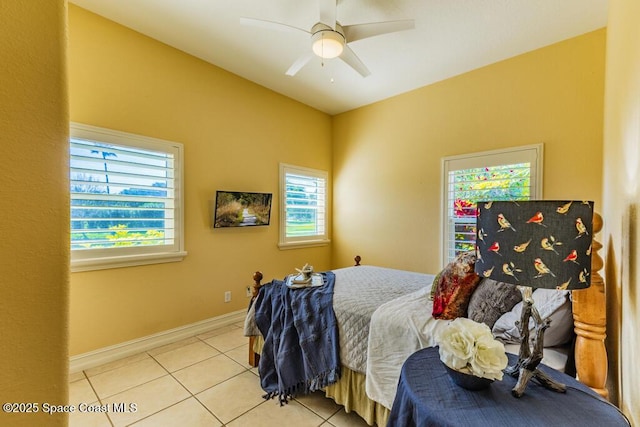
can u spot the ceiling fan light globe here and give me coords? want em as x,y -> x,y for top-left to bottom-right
311,30 -> 344,59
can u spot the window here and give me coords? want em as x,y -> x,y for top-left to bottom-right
70,123 -> 186,271
279,163 -> 329,248
442,144 -> 543,264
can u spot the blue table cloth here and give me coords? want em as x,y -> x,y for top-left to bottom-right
387,347 -> 629,427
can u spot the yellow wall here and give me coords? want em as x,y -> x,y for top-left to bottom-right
68,5 -> 332,355
0,1 -> 69,426
602,0 -> 640,423
332,29 -> 606,273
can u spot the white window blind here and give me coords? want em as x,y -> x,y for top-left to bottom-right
279,163 -> 329,248
441,144 -> 543,264
70,123 -> 186,271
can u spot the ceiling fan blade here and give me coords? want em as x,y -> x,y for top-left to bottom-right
339,45 -> 370,77
240,17 -> 309,35
343,19 -> 415,43
319,0 -> 337,29
286,52 -> 315,76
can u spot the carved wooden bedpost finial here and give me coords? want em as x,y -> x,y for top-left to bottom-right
251,271 -> 263,299
354,255 -> 361,266
248,270 -> 264,368
572,212 -> 608,398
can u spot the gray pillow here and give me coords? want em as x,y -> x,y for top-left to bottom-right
492,289 -> 573,347
467,278 -> 522,328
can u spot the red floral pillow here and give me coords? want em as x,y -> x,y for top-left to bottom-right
432,251 -> 481,320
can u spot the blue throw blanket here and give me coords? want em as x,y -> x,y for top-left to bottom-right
254,272 -> 340,404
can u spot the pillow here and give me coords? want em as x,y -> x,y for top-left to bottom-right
431,251 -> 481,320
429,271 -> 442,300
492,289 -> 573,347
467,279 -> 522,328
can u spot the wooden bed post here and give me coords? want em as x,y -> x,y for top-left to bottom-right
250,271 -> 263,299
248,271 -> 263,368
572,212 -> 609,398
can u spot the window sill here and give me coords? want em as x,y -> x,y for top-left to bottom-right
278,239 -> 330,250
71,251 -> 188,272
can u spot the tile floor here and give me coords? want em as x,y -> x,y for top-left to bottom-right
69,322 -> 371,427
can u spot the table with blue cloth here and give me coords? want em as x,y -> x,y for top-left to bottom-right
387,347 -> 629,427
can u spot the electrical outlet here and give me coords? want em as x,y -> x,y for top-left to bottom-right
224,291 -> 231,303
246,287 -> 252,297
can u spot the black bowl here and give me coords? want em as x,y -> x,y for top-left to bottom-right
444,364 -> 494,391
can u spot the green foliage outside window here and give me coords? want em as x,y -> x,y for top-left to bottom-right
452,163 -> 531,255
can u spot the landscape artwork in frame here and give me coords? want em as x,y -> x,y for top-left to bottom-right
213,191 -> 272,228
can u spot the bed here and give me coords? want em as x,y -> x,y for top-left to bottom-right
245,213 -> 608,426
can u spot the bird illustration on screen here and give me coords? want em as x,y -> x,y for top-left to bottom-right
513,239 -> 532,253
556,278 -> 572,290
556,201 -> 573,214
488,241 -> 502,256
482,266 -> 495,277
526,211 -> 547,227
534,258 -> 556,278
503,262 -> 521,282
563,249 -> 579,264
541,236 -> 562,254
477,228 -> 487,243
497,213 -> 516,232
575,218 -> 589,239
579,268 -> 590,284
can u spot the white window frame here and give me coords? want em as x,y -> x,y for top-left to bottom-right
70,122 -> 186,272
441,144 -> 543,265
279,163 -> 330,249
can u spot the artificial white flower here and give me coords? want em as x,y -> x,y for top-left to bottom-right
436,317 -> 508,380
436,322 -> 475,371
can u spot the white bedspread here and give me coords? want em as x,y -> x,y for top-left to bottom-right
365,286 -> 447,410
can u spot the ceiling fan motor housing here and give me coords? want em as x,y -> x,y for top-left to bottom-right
311,22 -> 345,58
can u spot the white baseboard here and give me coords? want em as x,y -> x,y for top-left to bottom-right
69,309 -> 246,373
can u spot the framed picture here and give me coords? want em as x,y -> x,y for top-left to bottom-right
213,191 -> 272,228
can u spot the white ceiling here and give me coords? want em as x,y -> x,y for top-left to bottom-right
69,0 -> 609,115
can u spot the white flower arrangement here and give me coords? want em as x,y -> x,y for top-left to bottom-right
435,317 -> 509,381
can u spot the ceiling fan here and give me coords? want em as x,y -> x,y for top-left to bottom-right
240,0 -> 414,77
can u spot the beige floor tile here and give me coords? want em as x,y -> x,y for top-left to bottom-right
89,357 -> 167,399
173,354 -> 246,394
203,328 -> 247,353
327,408 -> 371,427
85,352 -> 151,377
153,340 -> 220,372
147,336 -> 201,356
69,409 -> 112,427
197,324 -> 241,340
227,399 -> 324,427
69,371 -> 86,383
295,391 -> 343,420
103,375 -> 190,427
69,323 -> 372,427
224,343 -> 254,369
69,378 -> 99,406
130,397 -> 222,427
196,371 -> 265,423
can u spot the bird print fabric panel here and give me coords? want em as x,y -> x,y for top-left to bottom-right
475,201 -> 594,290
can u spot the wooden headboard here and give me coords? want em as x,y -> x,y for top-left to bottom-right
248,213 -> 608,398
